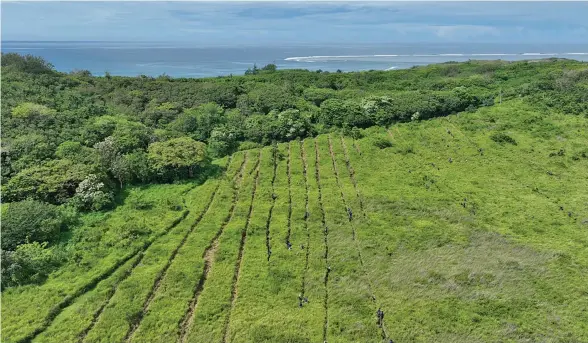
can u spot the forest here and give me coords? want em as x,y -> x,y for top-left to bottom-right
1,53 -> 588,343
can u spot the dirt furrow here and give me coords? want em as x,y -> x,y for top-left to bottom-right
339,136 -> 365,216
314,139 -> 330,343
265,144 -> 278,261
18,209 -> 191,343
222,150 -> 262,343
327,135 -> 388,341
299,140 -> 311,302
124,181 -> 226,342
178,154 -> 249,343
285,141 -> 293,249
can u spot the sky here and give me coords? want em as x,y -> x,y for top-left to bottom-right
2,1 -> 588,45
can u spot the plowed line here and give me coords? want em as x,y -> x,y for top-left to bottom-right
285,141 -> 293,247
178,155 -> 249,343
19,210 -> 191,343
124,174 -> 230,342
77,253 -> 143,343
23,156 -> 240,343
222,151 -> 262,343
265,144 -> 278,261
340,136 -> 365,216
314,139 -> 330,342
299,140 -> 311,303
327,135 -> 388,340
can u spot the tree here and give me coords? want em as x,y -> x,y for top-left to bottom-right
7,133 -> 55,173
11,102 -> 56,119
275,109 -> 313,140
303,87 -> 335,106
148,137 -> 208,177
71,174 -> 114,211
208,125 -> 238,157
1,53 -> 55,74
111,120 -> 152,153
319,98 -> 363,127
125,150 -> 153,183
110,154 -> 133,188
3,159 -> 96,204
1,199 -> 67,250
170,103 -> 225,141
261,63 -> 277,72
1,242 -> 60,288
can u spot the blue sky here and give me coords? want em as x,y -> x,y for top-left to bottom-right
2,1 -> 588,45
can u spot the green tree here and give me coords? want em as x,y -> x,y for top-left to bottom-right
1,242 -> 60,288
208,125 -> 238,157
11,102 -> 56,119
275,109 -> 313,140
148,137 -> 208,177
1,199 -> 67,250
3,159 -> 96,203
70,174 -> 114,210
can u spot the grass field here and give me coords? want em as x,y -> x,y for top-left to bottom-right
2,100 -> 588,343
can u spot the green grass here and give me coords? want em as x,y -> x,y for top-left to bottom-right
3,100 -> 588,342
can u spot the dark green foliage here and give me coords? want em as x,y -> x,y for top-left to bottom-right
1,53 -> 55,74
1,200 -> 68,250
370,136 -> 393,149
1,242 -> 61,288
490,132 -> 518,145
3,159 -> 98,204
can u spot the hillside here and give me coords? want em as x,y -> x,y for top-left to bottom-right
2,98 -> 588,342
2,55 -> 588,342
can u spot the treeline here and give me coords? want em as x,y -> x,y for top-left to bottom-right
1,53 -> 587,287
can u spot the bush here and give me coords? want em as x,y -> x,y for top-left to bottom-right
1,199 -> 67,250
371,136 -> 393,149
490,132 -> 517,145
1,242 -> 61,288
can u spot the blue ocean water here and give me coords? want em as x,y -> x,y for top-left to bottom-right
3,41 -> 588,78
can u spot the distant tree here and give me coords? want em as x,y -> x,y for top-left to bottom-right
11,102 -> 56,119
8,133 -> 55,172
171,102 -> 225,141
1,53 -> 54,74
245,64 -> 260,75
148,137 -> 208,177
125,150 -> 153,183
261,63 -> 277,72
303,88 -> 336,106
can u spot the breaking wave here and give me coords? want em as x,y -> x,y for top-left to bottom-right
284,52 -> 588,62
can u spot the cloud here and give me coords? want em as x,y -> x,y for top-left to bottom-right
433,25 -> 500,39
1,1 -> 587,44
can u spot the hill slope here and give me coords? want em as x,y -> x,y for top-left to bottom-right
2,100 -> 587,343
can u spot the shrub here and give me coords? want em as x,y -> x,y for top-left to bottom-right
1,199 -> 67,250
371,136 -> 393,149
1,242 -> 61,288
490,132 -> 517,145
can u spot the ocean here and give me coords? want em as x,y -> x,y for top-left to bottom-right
3,41 -> 588,78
